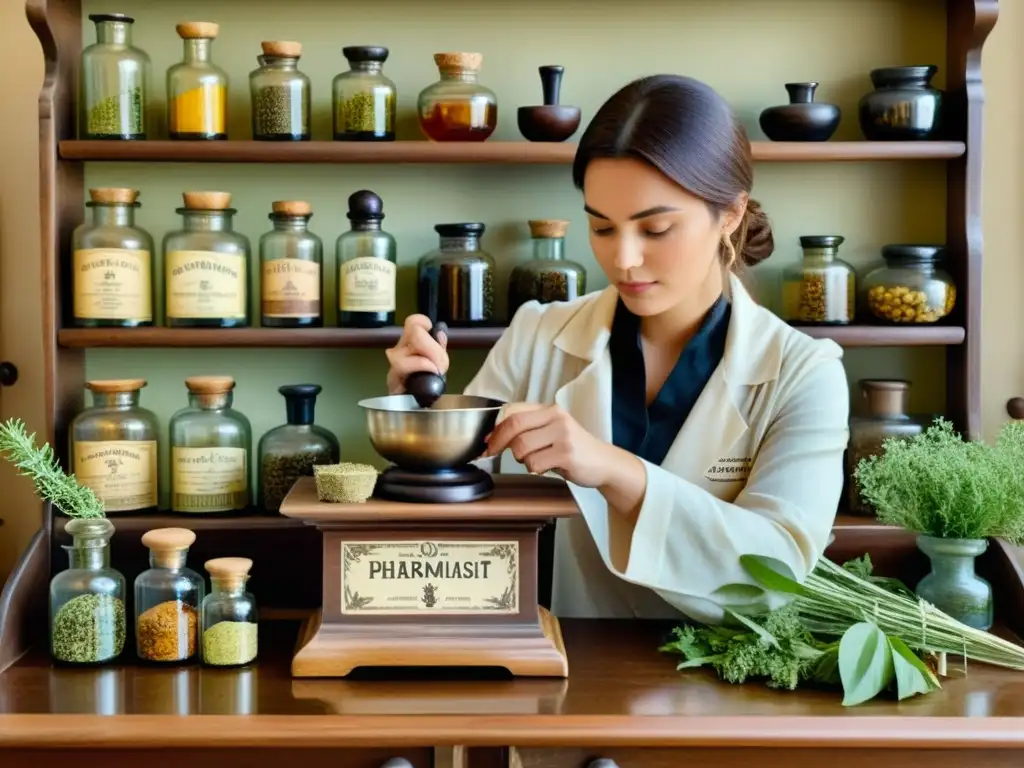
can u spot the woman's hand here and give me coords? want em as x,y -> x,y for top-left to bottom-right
385,314 -> 449,395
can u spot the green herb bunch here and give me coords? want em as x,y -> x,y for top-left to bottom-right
0,418 -> 104,518
855,418 -> 1024,542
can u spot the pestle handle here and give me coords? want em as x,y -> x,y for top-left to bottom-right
405,321 -> 449,408
539,65 -> 565,106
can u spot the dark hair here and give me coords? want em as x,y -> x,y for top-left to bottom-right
572,74 -> 773,268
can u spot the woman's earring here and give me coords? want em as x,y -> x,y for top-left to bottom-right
721,234 -> 737,268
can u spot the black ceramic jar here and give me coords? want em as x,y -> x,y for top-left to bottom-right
858,65 -> 943,141
759,82 -> 840,142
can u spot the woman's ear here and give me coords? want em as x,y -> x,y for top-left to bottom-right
721,192 -> 749,238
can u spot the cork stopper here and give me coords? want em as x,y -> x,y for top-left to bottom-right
176,21 -> 220,39
528,219 -> 569,239
182,191 -> 232,210
142,527 -> 196,566
271,200 -> 312,216
860,379 -> 910,417
86,379 -> 147,393
261,40 -> 301,57
434,52 -> 482,72
185,375 -> 235,394
88,188 -> 139,205
205,557 -> 252,589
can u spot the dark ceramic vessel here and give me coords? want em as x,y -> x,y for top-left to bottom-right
858,65 -> 943,141
759,82 -> 841,142
518,65 -> 581,142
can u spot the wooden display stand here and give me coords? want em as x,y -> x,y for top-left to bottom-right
279,474 -> 579,678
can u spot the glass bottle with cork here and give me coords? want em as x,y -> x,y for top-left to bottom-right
508,219 -> 587,318
164,191 -> 251,328
80,13 -> 149,140
418,53 -> 497,141
418,223 -> 495,327
167,22 -> 228,140
258,384 -> 340,513
336,190 -> 397,328
249,41 -> 311,141
260,200 -> 323,328
780,235 -> 856,325
332,46 -> 397,141
170,376 -> 252,515
50,518 -> 126,666
134,528 -> 205,664
201,557 -> 258,667
71,187 -> 155,328
70,379 -> 159,515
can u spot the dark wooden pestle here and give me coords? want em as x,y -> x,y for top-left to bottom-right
405,321 -> 448,408
518,65 -> 581,142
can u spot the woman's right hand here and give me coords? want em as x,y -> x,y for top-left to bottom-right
385,314 -> 450,394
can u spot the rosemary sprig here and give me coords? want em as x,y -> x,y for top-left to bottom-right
0,418 -> 104,519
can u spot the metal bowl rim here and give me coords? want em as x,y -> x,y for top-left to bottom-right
358,394 -> 506,413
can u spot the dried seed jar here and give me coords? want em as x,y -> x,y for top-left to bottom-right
861,244 -> 956,324
170,376 -> 252,514
80,13 -> 149,140
167,22 -> 228,140
332,46 -> 396,141
249,41 -> 310,141
418,53 -> 497,142
134,528 -> 204,663
508,219 -> 587,318
71,187 -> 154,327
202,558 -> 258,667
70,379 -> 159,515
418,223 -> 496,327
260,200 -> 323,328
780,235 -> 855,325
336,190 -> 397,328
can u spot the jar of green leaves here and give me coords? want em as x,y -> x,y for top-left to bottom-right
80,13 -> 149,140
201,557 -> 258,667
249,41 -> 311,141
332,46 -> 396,141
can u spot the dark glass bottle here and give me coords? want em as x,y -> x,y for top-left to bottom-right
508,219 -> 587,317
259,200 -> 323,328
418,223 -> 495,327
336,191 -> 397,328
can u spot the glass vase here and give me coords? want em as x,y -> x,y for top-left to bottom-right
915,535 -> 993,630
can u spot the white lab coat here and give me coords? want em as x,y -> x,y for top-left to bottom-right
464,274 -> 850,623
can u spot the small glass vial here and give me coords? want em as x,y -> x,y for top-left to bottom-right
202,557 -> 258,667
780,235 -> 856,325
336,190 -> 397,328
50,518 -> 126,665
260,200 -> 322,328
167,22 -> 228,140
80,13 -> 149,140
418,222 -> 495,327
332,46 -> 397,141
135,528 -> 205,663
862,245 -> 957,324
508,219 -> 587,318
170,376 -> 252,514
418,53 -> 497,142
71,187 -> 155,327
164,191 -> 251,328
70,379 -> 159,515
249,41 -> 310,141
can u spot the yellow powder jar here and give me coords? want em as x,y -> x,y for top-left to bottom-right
167,21 -> 228,140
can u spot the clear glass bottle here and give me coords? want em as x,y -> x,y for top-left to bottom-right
71,187 -> 155,327
418,222 -> 495,327
915,536 -> 993,631
201,557 -> 258,667
80,13 -> 149,140
249,41 -> 310,141
170,376 -> 252,514
418,53 -> 497,142
134,527 -> 205,663
258,384 -> 340,513
50,518 -> 126,665
861,244 -> 957,324
260,200 -> 323,328
167,22 -> 228,140
336,190 -> 397,328
508,219 -> 587,318
70,378 -> 160,515
163,191 -> 251,328
332,46 -> 396,141
780,235 -> 856,325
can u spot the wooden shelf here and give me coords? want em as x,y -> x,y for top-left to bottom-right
53,511 -> 305,535
57,140 -> 968,165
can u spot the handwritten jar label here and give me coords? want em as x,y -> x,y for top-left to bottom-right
166,250 -> 246,320
73,248 -> 152,322
73,440 -> 158,513
262,258 -> 321,319
339,257 -> 396,313
172,446 -> 248,513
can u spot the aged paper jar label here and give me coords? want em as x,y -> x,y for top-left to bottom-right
262,258 -> 320,318
73,440 -> 158,513
172,446 -> 248,513
340,541 -> 519,615
73,248 -> 152,321
166,250 -> 246,320
339,257 -> 396,313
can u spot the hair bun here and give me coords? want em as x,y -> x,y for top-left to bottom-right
737,198 -> 774,267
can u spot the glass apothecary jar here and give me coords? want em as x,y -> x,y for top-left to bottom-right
135,528 -> 204,663
337,190 -> 397,328
508,219 -> 587,318
258,384 -> 340,513
332,46 -> 396,141
71,187 -> 154,327
418,223 -> 495,327
418,53 -> 497,142
170,376 -> 252,514
260,200 -> 322,328
50,518 -> 126,666
202,557 -> 258,667
164,191 -> 250,328
780,235 -> 855,325
846,379 -> 927,516
167,22 -> 228,140
861,244 -> 957,324
250,41 -> 310,141
70,378 -> 159,515
80,13 -> 149,140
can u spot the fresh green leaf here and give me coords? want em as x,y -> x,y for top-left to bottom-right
725,608 -> 780,649
888,636 -> 941,700
838,622 -> 894,706
739,554 -> 808,596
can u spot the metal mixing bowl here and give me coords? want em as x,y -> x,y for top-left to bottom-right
358,394 -> 505,470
